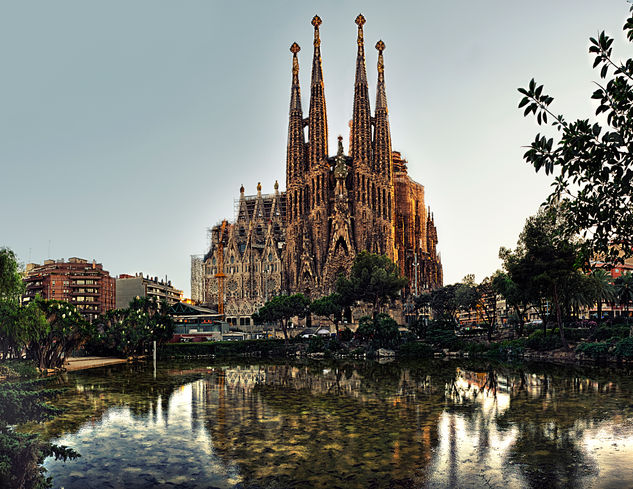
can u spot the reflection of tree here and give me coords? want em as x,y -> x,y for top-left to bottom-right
202,362 -> 448,489
21,363 -> 207,441
508,422 -> 590,489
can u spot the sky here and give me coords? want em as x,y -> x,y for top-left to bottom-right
1,1 -> 630,297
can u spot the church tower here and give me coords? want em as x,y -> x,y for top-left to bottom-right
285,42 -> 306,291
305,15 -> 331,292
372,40 -> 396,258
350,14 -> 373,253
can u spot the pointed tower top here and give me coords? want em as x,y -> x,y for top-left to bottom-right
375,40 -> 387,110
351,14 -> 371,163
240,184 -> 245,194
337,135 -> 344,155
257,182 -> 262,193
289,43 -> 302,112
308,13 -> 328,167
274,180 -> 279,191
312,15 -> 322,47
354,15 -> 367,84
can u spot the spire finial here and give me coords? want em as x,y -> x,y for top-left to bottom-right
376,41 -> 385,74
240,184 -> 244,194
312,15 -> 322,47
290,42 -> 300,75
355,14 -> 365,46
257,182 -> 262,193
337,135 -> 344,155
274,180 -> 279,191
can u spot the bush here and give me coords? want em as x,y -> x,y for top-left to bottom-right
526,330 -> 563,351
425,320 -> 461,350
614,337 -> 633,359
338,328 -> 354,342
158,339 -> 288,358
563,328 -> 591,341
593,325 -> 630,341
355,314 -> 400,350
397,342 -> 433,358
307,336 -> 325,353
484,338 -> 527,359
0,361 -> 37,380
0,380 -> 79,489
575,342 -> 611,359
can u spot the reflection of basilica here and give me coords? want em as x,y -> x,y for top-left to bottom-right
36,362 -> 633,489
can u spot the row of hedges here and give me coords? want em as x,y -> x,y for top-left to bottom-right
576,337 -> 633,359
158,339 -> 290,358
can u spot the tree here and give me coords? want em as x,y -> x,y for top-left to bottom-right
615,272 -> 633,331
335,251 -> 407,318
0,248 -> 23,302
253,294 -> 310,343
355,313 -> 400,350
501,208 -> 583,348
587,269 -> 615,324
88,297 -> 174,357
493,271 -> 531,337
26,299 -> 90,370
518,6 -> 633,266
310,293 -> 344,334
419,284 -> 460,323
477,275 -> 499,342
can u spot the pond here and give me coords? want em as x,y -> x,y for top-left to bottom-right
21,359 -> 633,489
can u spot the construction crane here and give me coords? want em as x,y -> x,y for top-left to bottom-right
215,220 -> 229,317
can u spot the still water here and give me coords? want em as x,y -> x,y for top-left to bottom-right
22,359 -> 633,489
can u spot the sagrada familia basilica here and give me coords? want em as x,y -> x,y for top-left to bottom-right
193,15 -> 443,325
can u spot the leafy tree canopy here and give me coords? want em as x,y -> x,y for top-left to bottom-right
519,6 -> 633,265
0,248 -> 23,302
336,251 -> 407,315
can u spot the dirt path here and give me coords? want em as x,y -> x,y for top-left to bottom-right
65,356 -> 129,371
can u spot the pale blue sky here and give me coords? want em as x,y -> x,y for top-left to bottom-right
1,1 -> 629,296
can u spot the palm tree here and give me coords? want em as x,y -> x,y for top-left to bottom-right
615,271 -> 633,334
589,269 -> 616,325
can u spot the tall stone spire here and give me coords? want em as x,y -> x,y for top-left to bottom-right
350,14 -> 372,165
308,15 -> 328,168
373,40 -> 392,178
287,42 -> 306,186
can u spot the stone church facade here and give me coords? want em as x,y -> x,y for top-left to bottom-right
199,15 -> 442,324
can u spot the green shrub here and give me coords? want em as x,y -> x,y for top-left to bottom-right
594,325 -> 630,341
484,338 -> 527,359
426,329 -> 460,350
563,328 -> 591,341
0,380 -> 79,489
614,337 -> 633,358
0,361 -> 37,380
338,328 -> 354,342
355,314 -> 401,350
526,330 -> 563,351
575,342 -> 611,359
397,342 -> 433,358
158,339 -> 289,358
307,336 -> 325,353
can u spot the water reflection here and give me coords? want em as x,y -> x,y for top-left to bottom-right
23,360 -> 633,489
